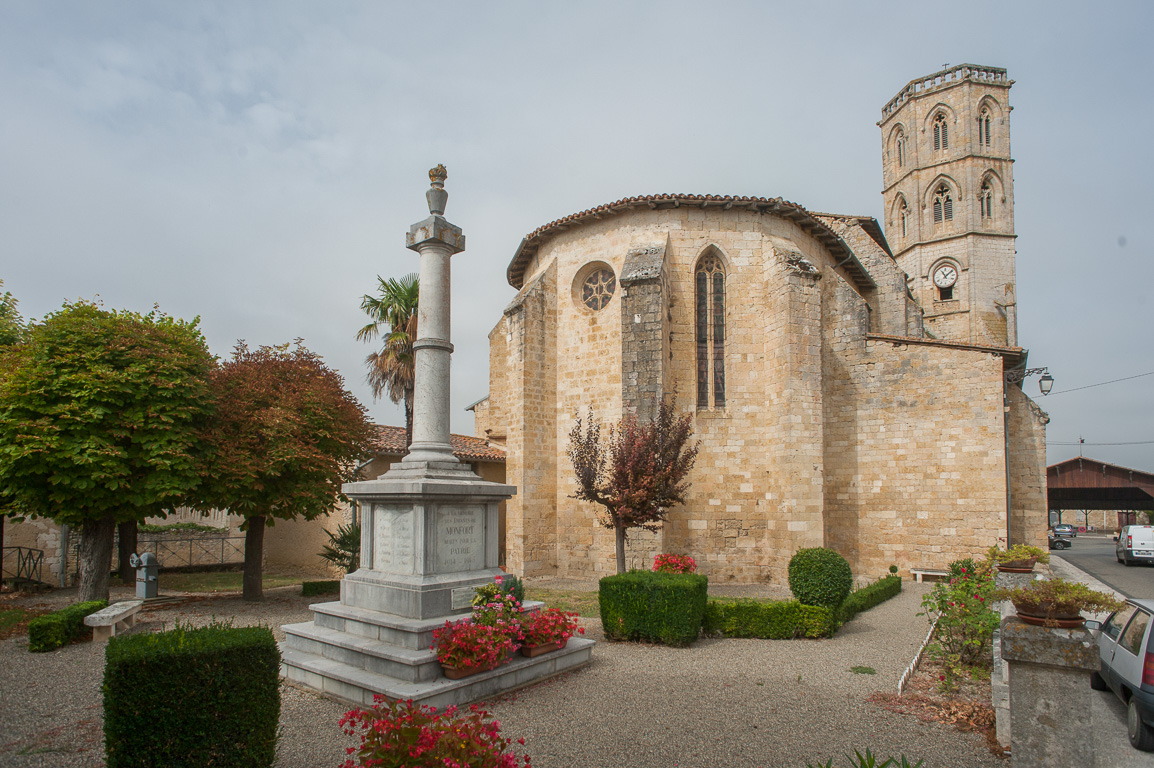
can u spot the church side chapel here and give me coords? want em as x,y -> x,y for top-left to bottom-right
471,64 -> 1049,583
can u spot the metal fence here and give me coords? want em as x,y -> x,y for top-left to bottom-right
1,546 -> 44,583
149,536 -> 245,569
65,531 -> 245,581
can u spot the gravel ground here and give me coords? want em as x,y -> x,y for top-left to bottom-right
0,579 -> 1003,768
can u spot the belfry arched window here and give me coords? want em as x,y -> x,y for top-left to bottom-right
979,180 -> 993,221
933,184 -> 953,223
695,253 -> 726,408
895,129 -> 906,169
978,108 -> 992,149
896,196 -> 909,238
933,113 -> 949,151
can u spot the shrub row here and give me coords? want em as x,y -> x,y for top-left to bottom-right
836,574 -> 902,624
599,570 -> 708,646
301,579 -> 341,597
703,598 -> 836,638
103,622 -> 280,768
703,575 -> 903,640
27,600 -> 107,652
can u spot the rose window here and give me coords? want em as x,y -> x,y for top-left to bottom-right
581,268 -> 616,311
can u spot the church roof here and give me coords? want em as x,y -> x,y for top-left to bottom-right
507,193 -> 876,292
370,424 -> 506,462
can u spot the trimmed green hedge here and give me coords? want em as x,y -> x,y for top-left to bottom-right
703,575 -> 903,640
28,600 -> 107,652
836,574 -> 902,624
301,580 -> 341,597
703,598 -> 836,638
599,571 -> 708,646
103,622 -> 280,768
789,547 -> 853,609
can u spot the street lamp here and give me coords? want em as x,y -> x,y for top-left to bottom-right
1005,365 -> 1054,396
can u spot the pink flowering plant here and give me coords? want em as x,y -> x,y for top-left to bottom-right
339,696 -> 531,768
917,557 -> 999,691
652,553 -> 697,574
431,618 -> 519,672
519,608 -> 584,648
472,593 -> 525,640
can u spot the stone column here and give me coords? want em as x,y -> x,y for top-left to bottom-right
1000,615 -> 1100,766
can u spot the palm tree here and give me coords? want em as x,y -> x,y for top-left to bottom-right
357,273 -> 419,448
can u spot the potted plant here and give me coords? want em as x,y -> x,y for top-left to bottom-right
518,607 -> 584,657
998,578 -> 1125,628
430,618 -> 520,680
988,544 -> 1049,573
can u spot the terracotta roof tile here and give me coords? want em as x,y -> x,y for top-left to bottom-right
507,193 -> 875,293
370,424 -> 506,462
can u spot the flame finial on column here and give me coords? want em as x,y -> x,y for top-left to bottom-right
427,164 -> 448,215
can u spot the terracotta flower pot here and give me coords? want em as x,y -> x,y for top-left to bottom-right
1012,599 -> 1085,628
996,557 -> 1039,573
520,640 -> 564,658
440,656 -> 506,680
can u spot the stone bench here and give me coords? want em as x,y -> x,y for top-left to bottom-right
84,600 -> 144,642
910,568 -> 950,583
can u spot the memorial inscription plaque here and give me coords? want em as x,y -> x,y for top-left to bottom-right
436,505 -> 485,572
373,505 -> 414,575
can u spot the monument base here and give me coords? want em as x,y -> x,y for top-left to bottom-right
280,599 -> 594,709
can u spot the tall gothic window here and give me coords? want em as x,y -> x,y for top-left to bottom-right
933,184 -> 953,223
895,129 -> 906,168
978,108 -> 992,149
695,253 -> 726,408
899,198 -> 908,237
933,113 -> 949,151
980,180 -> 993,221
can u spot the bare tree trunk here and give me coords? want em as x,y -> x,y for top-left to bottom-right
243,515 -> 265,602
78,515 -> 116,603
117,520 -> 138,586
615,524 -> 627,574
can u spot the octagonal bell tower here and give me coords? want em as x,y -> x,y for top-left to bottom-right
880,64 -> 1016,346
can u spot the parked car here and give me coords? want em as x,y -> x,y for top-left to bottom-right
1052,523 -> 1077,538
1089,599 -> 1154,750
1116,525 -> 1154,567
1048,534 -> 1071,550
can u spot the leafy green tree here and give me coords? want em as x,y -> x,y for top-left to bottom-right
0,302 -> 214,602
567,397 -> 700,574
195,342 -> 374,601
357,273 -> 418,447
0,279 -> 26,348
0,279 -> 27,584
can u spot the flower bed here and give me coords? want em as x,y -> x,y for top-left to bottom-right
340,697 -> 530,768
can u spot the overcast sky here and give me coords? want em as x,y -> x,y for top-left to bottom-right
2,1 -> 1151,471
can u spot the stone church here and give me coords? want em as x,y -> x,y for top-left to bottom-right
471,64 -> 1049,582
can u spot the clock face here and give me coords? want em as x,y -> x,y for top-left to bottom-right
933,265 -> 958,288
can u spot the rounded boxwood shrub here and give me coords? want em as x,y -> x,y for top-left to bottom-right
788,547 -> 852,609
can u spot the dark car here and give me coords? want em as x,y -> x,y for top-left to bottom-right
1052,524 -> 1077,538
1048,534 -> 1070,550
1089,599 -> 1154,750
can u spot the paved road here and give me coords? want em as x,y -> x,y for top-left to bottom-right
1052,535 -> 1153,599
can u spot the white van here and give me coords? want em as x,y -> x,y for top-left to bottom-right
1117,525 -> 1154,566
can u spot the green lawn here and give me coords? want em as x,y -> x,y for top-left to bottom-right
0,606 -> 47,639
159,571 -> 306,593
524,587 -> 600,618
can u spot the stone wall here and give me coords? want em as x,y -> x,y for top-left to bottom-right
1007,385 -> 1049,548
2,517 -> 65,586
823,330 -> 1008,576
